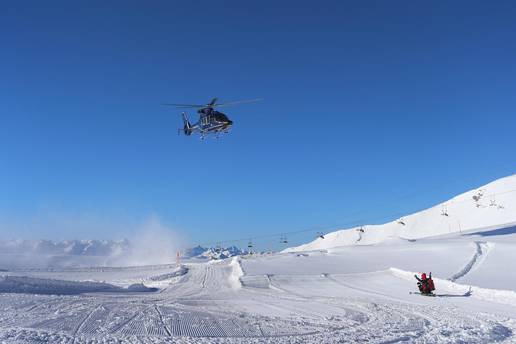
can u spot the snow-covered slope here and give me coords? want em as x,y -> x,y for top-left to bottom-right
287,174 -> 516,252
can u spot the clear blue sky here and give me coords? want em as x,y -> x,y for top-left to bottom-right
1,1 -> 515,250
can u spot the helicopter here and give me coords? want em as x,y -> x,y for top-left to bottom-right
162,98 -> 261,139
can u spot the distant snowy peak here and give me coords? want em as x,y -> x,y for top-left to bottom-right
0,239 -> 130,256
287,174 -> 516,252
183,245 -> 247,260
183,245 -> 208,258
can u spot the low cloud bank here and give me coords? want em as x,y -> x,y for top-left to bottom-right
0,216 -> 185,269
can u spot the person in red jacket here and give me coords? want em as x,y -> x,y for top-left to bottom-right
414,272 -> 435,294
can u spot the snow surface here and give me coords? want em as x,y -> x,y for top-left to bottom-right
1,175 -> 516,343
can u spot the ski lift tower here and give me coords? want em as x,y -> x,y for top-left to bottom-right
176,251 -> 181,267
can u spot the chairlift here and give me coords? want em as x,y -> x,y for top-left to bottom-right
441,205 -> 449,216
247,240 -> 253,249
473,189 -> 484,203
397,218 -> 406,226
280,236 -> 288,244
317,232 -> 325,239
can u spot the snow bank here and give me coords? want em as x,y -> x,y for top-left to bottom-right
390,267 -> 516,307
147,265 -> 189,281
126,283 -> 158,292
0,275 -> 157,295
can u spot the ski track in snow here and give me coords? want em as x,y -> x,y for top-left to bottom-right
449,241 -> 490,282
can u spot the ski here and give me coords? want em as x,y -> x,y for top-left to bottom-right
409,291 -> 437,297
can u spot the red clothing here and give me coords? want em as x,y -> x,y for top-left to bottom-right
415,272 -> 435,294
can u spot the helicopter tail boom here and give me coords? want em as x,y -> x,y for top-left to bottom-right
181,112 -> 193,135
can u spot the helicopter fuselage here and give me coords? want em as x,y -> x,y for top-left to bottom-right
182,107 -> 233,137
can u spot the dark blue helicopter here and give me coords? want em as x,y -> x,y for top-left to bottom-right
162,98 -> 261,139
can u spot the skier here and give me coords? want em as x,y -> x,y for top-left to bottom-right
414,272 -> 435,295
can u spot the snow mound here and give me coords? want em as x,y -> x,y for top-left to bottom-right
127,283 -> 158,292
287,174 -> 516,251
147,266 -> 189,281
0,275 -> 157,295
391,267 -> 516,307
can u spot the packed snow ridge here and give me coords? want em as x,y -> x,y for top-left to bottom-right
287,174 -> 516,252
0,275 -> 158,295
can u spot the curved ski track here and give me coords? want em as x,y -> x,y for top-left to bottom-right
449,241 -> 491,282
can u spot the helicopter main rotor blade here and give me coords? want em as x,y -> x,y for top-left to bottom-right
162,98 -> 262,108
212,98 -> 263,107
161,103 -> 206,108
208,98 -> 218,106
